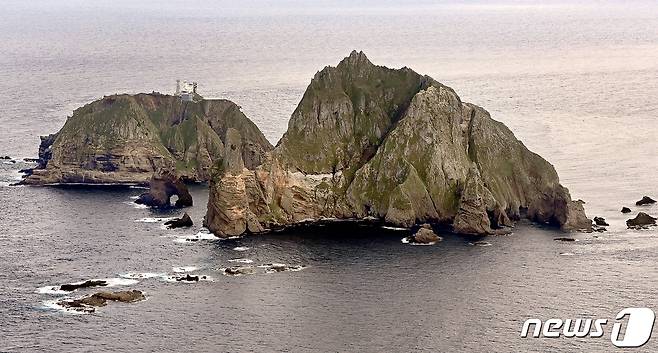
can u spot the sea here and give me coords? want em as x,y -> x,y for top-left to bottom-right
0,1 -> 657,352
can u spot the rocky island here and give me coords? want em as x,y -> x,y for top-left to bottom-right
204,51 -> 591,237
21,93 -> 272,184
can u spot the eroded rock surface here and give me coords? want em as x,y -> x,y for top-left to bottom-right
21,94 -> 272,185
205,51 -> 590,237
135,172 -> 193,208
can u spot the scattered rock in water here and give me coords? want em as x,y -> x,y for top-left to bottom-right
404,224 -> 442,245
23,157 -> 39,163
259,263 -> 306,273
175,274 -> 199,282
135,171 -> 193,209
1,156 -> 11,159
223,266 -> 256,276
57,290 -> 146,313
165,213 -> 193,229
593,217 -> 609,226
636,196 -> 656,206
60,280 -> 108,292
554,237 -> 577,242
621,207 -> 632,214
469,240 -> 492,247
626,212 -> 657,229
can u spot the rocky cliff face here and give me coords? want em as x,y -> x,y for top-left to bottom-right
205,51 -> 591,237
22,93 -> 272,185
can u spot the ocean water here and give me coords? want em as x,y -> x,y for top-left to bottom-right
1,1 -> 657,352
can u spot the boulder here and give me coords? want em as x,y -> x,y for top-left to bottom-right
1,155 -> 10,159
164,213 -> 193,229
135,171 -> 193,208
626,212 -> 657,229
621,207 -> 632,214
60,280 -> 108,292
408,226 -> 442,244
593,217 -> 609,226
636,196 -> 657,206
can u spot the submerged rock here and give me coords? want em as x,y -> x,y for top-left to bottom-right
165,213 -> 193,229
636,196 -> 657,206
60,280 -> 108,292
21,94 -> 272,185
554,237 -> 577,242
135,171 -> 193,208
223,266 -> 256,276
626,212 -> 657,229
621,207 -> 632,214
175,274 -> 199,282
205,51 -> 590,238
593,217 -> 609,226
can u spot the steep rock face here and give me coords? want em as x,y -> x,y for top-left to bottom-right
22,93 -> 272,185
205,51 -> 591,237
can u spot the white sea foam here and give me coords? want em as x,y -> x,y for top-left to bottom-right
42,299 -> 93,315
382,226 -> 408,231
173,230 -> 220,244
401,237 -> 436,246
173,266 -> 198,273
134,217 -> 176,223
124,201 -> 148,209
469,241 -> 492,247
36,285 -> 68,295
98,277 -> 139,286
119,272 -> 167,279
232,246 -> 250,252
560,252 -> 576,256
228,258 -> 254,264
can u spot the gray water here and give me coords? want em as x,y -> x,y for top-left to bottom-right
1,1 -> 657,352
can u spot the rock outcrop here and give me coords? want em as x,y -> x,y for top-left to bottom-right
21,93 -> 272,185
60,280 -> 108,292
135,171 -> 193,208
621,207 -> 632,214
636,196 -> 657,206
626,212 -> 657,229
165,212 -> 194,229
205,51 -> 591,237
57,290 -> 145,313
406,224 -> 442,244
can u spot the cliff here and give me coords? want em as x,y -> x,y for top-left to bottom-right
22,93 -> 272,184
205,51 -> 591,237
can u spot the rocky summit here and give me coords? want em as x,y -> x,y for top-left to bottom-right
22,93 -> 272,185
204,51 -> 591,237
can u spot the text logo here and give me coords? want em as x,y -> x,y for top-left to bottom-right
521,307 -> 655,348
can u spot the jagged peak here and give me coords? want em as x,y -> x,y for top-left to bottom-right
337,50 -> 373,68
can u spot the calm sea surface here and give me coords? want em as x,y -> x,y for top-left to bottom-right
1,1 -> 657,352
